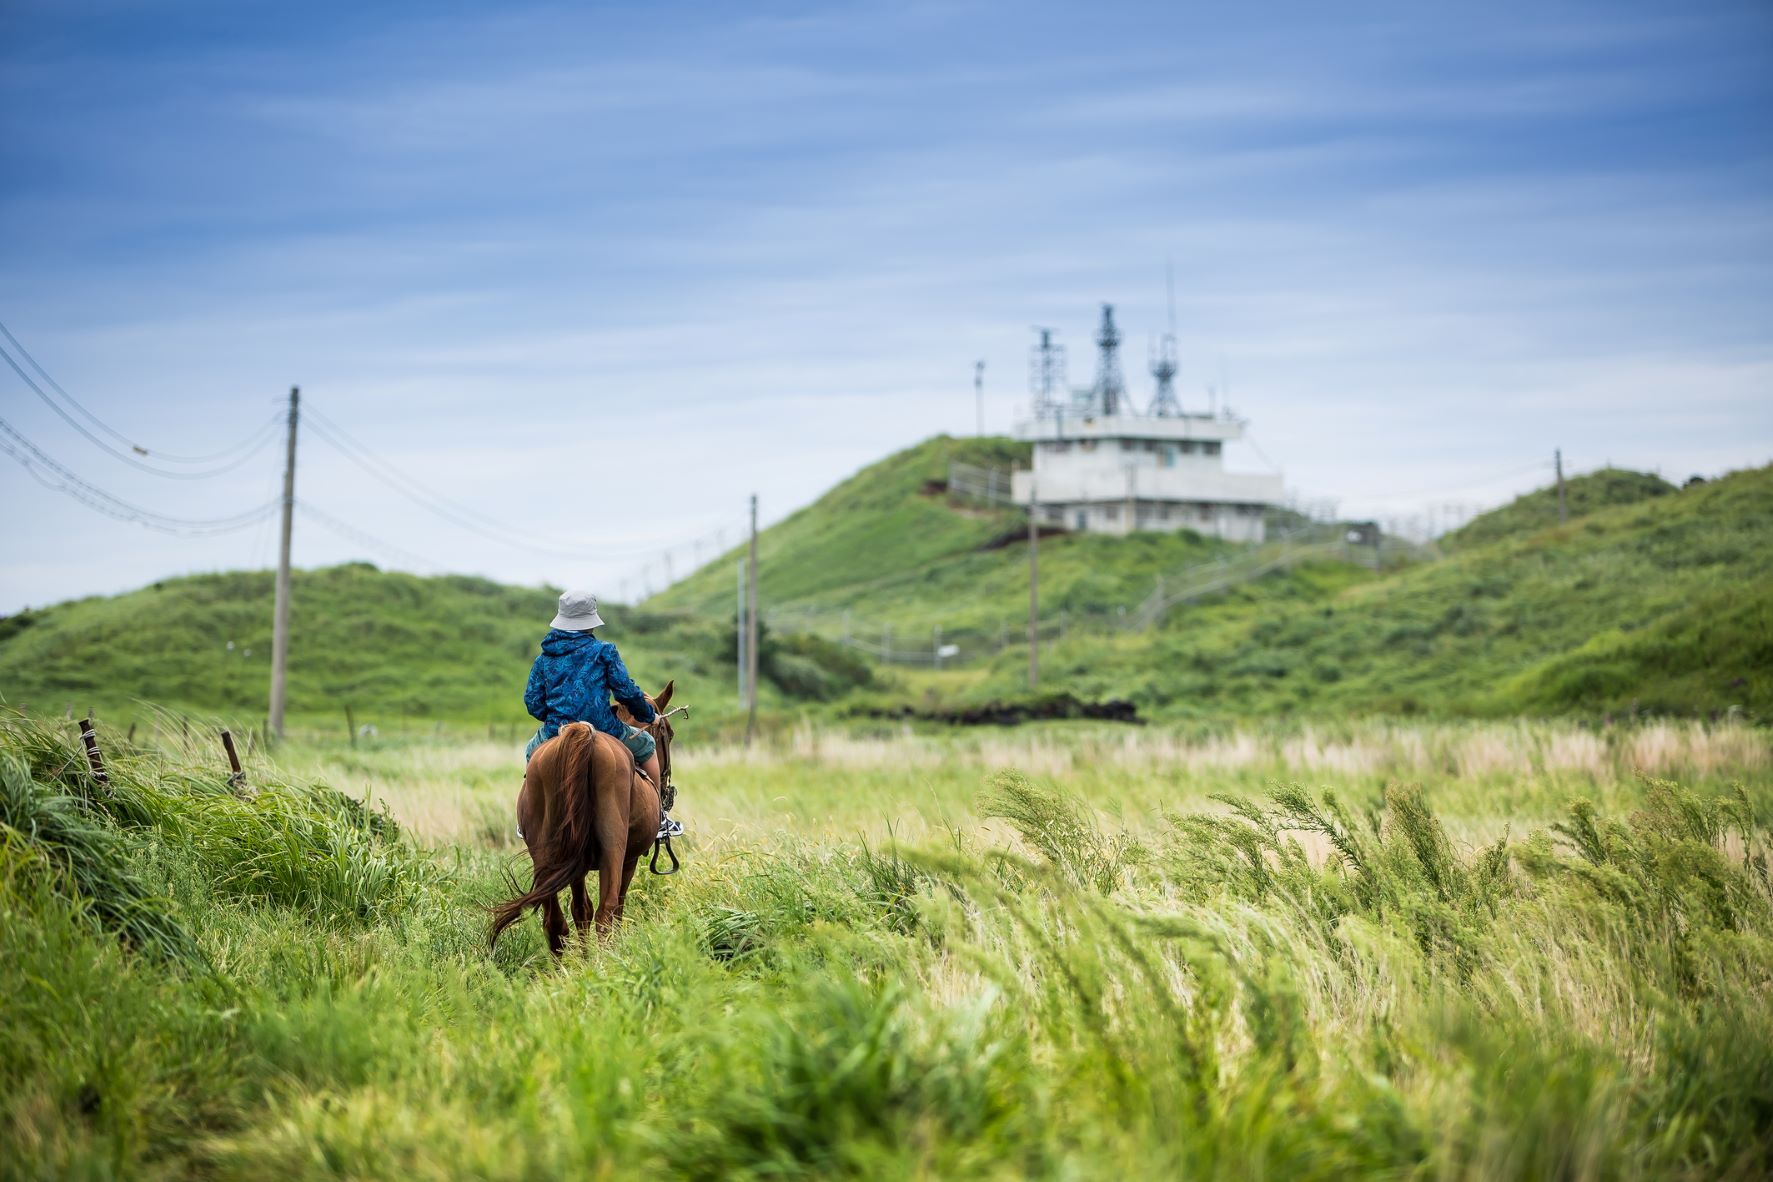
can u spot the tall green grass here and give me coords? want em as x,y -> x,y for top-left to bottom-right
3,714 -> 1770,1179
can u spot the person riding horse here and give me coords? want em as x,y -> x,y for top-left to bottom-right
522,590 -> 681,836
495,588 -> 685,949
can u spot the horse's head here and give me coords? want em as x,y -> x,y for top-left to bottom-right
643,680 -> 684,809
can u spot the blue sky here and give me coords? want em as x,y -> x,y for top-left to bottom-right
2,0 -> 1770,614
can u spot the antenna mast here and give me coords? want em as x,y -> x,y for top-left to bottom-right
1091,303 -> 1126,416
1148,264 -> 1182,417
1028,327 -> 1066,418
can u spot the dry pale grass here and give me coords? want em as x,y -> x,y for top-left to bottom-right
1451,727 -> 1537,779
274,718 -> 1770,849
1541,728 -> 1609,776
1625,719 -> 1771,777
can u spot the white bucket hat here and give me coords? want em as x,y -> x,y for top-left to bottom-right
550,589 -> 606,632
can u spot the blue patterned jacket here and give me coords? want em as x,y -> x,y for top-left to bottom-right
523,629 -> 656,741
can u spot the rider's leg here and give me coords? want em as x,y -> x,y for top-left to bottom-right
622,725 -> 662,789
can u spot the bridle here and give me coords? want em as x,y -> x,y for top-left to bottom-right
642,704 -> 690,875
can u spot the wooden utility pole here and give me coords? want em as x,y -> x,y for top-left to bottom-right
735,556 -> 747,709
269,386 -> 299,740
1555,448 -> 1568,524
1027,478 -> 1039,690
744,493 -> 760,745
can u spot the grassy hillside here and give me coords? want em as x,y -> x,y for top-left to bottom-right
7,439 -> 1767,728
993,464 -> 1772,718
0,565 -> 732,732
652,433 -> 1354,651
1441,466 -> 1674,550
656,433 -> 1035,615
655,437 -> 1768,720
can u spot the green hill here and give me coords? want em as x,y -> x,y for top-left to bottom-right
657,434 -> 1035,615
652,434 -> 1315,650
0,565 -> 733,734
973,464 -> 1771,718
1441,467 -> 1675,550
658,438 -> 1769,720
5,436 -> 1768,728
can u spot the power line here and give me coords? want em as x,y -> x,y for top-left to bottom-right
303,403 -> 727,560
0,321 -> 285,477
0,413 -> 280,534
296,500 -> 438,572
302,410 -> 576,555
1240,429 -> 1284,475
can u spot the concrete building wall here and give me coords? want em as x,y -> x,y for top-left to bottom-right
1012,462 -> 1282,508
1011,409 -> 1281,542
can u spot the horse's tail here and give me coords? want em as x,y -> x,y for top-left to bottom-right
490,722 -> 600,947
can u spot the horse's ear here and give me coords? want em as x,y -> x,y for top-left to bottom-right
654,680 -> 675,710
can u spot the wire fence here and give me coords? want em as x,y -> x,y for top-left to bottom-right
947,460 -> 1015,507
755,522 -> 1432,668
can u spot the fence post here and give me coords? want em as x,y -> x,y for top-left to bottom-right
220,728 -> 245,791
77,717 -> 108,786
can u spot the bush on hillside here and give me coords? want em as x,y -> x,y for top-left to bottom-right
0,608 -> 40,644
723,618 -> 876,700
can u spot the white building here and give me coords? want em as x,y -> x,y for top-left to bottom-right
1009,307 -> 1284,541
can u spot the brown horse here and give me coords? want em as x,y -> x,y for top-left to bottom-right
490,681 -> 680,952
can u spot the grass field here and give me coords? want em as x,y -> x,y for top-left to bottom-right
5,707 -> 1771,1179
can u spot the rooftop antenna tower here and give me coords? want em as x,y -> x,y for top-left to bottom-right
1028,327 -> 1066,417
1091,303 -> 1126,416
1148,263 -> 1182,417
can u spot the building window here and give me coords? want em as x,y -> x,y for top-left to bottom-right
1074,510 -> 1087,530
1162,445 -> 1177,467
1080,439 -> 1096,452
1205,442 -> 1221,456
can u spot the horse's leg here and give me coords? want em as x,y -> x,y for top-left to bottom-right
590,745 -> 633,935
569,874 -> 594,942
540,892 -> 568,956
594,837 -> 625,935
612,851 -> 642,923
